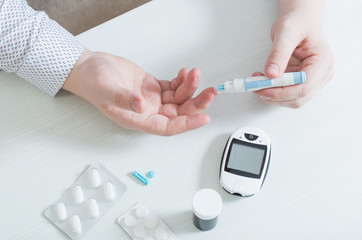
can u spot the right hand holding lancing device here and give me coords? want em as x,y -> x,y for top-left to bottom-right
254,0 -> 334,108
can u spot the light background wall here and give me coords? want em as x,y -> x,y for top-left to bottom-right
27,0 -> 151,35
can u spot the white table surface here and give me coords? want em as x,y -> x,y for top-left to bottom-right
1,0 -> 362,239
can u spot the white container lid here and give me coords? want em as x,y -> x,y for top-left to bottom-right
192,188 -> 222,220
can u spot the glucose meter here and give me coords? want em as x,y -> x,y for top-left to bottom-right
219,127 -> 271,197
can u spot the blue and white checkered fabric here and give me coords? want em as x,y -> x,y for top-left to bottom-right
0,0 -> 84,96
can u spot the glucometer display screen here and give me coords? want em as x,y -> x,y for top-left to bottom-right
225,139 -> 267,178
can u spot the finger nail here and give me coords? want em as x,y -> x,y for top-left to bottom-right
266,64 -> 280,76
259,95 -> 271,100
131,100 -> 140,113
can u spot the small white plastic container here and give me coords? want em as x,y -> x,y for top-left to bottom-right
192,188 -> 222,231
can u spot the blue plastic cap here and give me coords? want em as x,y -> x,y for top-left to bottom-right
293,71 -> 307,84
147,171 -> 155,178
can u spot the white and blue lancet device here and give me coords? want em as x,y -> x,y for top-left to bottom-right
215,71 -> 306,93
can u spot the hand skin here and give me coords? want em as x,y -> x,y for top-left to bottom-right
62,50 -> 216,136
254,0 -> 334,108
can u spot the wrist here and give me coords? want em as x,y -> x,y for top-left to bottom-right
278,0 -> 324,16
275,4 -> 324,36
62,49 -> 93,95
278,0 -> 324,29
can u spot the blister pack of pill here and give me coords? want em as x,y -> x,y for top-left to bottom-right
118,203 -> 178,240
45,162 -> 127,239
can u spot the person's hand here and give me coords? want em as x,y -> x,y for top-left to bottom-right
254,2 -> 334,108
62,50 -> 216,136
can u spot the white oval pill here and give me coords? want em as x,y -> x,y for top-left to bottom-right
136,205 -> 149,218
133,225 -> 145,238
54,202 -> 67,222
86,199 -> 99,219
89,169 -> 101,188
72,186 -> 84,205
145,216 -> 158,229
103,181 -> 117,201
69,215 -> 82,236
122,215 -> 136,228
154,227 -> 167,240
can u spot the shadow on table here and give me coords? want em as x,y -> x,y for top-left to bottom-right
0,75 -> 147,151
162,209 -> 201,236
197,133 -> 245,204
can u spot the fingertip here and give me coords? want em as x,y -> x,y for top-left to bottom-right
206,87 -> 218,99
252,72 -> 264,77
200,113 -> 211,127
255,89 -> 273,100
264,63 -> 281,78
196,87 -> 217,109
178,68 -> 189,80
180,67 -> 189,73
190,68 -> 201,80
204,87 -> 217,96
186,68 -> 201,89
191,67 -> 201,78
258,94 -> 272,100
203,113 -> 211,124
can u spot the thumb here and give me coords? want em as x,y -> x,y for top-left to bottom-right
265,28 -> 302,78
112,88 -> 143,113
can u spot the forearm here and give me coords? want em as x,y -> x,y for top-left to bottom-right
0,0 -> 84,96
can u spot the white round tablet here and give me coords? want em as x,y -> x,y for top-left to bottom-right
123,215 -> 137,228
135,205 -> 149,218
145,216 -> 158,229
154,227 -> 167,240
133,225 -> 145,238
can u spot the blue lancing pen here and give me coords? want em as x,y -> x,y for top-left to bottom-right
215,71 -> 306,93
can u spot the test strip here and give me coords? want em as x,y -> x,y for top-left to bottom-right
215,71 -> 306,93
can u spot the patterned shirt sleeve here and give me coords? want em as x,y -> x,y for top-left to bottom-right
0,0 -> 85,96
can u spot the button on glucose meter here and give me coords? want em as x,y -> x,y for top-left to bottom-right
244,133 -> 258,141
219,127 -> 271,197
